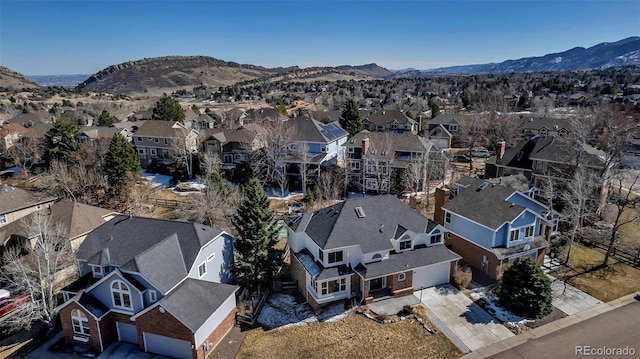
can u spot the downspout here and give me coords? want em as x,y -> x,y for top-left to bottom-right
97,318 -> 104,352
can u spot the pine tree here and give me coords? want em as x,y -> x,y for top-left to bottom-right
45,120 -> 80,165
97,110 -> 115,127
275,99 -> 288,116
232,178 -> 283,290
104,133 -> 140,191
499,257 -> 553,318
339,99 -> 362,137
431,103 -> 441,119
152,94 -> 185,123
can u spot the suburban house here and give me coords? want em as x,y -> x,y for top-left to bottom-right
0,123 -> 28,151
132,121 -> 199,168
425,124 -> 454,149
287,195 -> 461,313
282,116 -> 348,188
56,216 -> 238,359
425,114 -> 461,134
200,125 -> 263,169
7,112 -> 49,128
518,117 -> 570,139
363,110 -> 417,134
485,135 -> 606,186
434,176 -> 558,279
344,130 -> 438,193
243,108 -> 287,126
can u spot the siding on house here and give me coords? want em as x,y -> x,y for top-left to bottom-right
89,273 -> 144,314
443,212 -> 494,250
187,234 -> 234,284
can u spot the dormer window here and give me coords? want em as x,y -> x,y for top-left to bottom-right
399,240 -> 412,250
111,281 -> 132,310
430,233 -> 442,245
328,251 -> 343,264
93,266 -> 102,278
149,290 -> 157,302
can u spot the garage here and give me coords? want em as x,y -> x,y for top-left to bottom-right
412,262 -> 451,290
144,332 -> 192,359
116,322 -> 138,344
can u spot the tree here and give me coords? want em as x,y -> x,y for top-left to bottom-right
250,119 -> 294,196
602,170 -> 640,267
499,257 -> 553,319
232,178 -> 283,290
45,120 -> 80,165
430,103 -> 440,119
0,213 -> 75,332
275,99 -> 288,117
339,99 -> 363,138
96,110 -> 115,127
7,137 -> 45,175
152,94 -> 185,123
104,133 -> 140,191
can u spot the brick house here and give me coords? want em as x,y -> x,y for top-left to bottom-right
55,216 -> 238,359
287,195 -> 460,313
435,177 -> 558,279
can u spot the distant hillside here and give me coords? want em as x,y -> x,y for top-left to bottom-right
422,36 -> 640,75
0,67 -> 40,90
28,74 -> 90,88
337,63 -> 394,78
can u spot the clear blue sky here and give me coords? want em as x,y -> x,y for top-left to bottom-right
1,1 -> 638,75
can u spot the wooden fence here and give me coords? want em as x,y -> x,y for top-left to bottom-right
583,240 -> 640,269
150,198 -> 189,209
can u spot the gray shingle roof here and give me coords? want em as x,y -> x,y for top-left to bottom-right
134,121 -> 189,138
365,110 -> 416,126
77,292 -> 109,318
304,195 -> 433,252
428,114 -> 462,125
77,216 -> 223,293
354,245 -> 460,279
287,117 -> 347,143
158,279 -> 238,332
0,186 -> 56,216
443,178 -> 526,230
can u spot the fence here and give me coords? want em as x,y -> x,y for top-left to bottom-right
236,287 -> 270,326
150,198 -> 189,209
583,240 -> 640,269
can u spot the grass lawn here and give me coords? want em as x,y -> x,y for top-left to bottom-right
553,244 -> 640,302
236,314 -> 461,359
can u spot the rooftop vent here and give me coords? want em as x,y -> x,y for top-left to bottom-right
355,206 -> 365,218
476,182 -> 490,191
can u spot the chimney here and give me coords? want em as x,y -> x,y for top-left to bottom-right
417,115 -> 423,133
434,187 -> 450,225
497,141 -> 506,160
362,137 -> 370,155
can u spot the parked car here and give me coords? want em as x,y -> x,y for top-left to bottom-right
0,288 -> 10,300
470,148 -> 490,158
0,296 -> 28,318
452,154 -> 472,163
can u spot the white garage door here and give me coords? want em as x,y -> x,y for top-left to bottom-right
413,262 -> 451,290
144,332 -> 192,359
117,322 -> 138,344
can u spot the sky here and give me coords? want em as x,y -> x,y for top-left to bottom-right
1,0 -> 639,75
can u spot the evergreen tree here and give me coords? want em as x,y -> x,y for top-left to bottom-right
97,110 -> 116,127
499,257 -> 553,318
104,133 -> 140,190
232,178 -> 283,290
275,99 -> 288,116
431,103 -> 441,119
45,120 -> 80,165
152,94 -> 185,123
339,99 -> 363,137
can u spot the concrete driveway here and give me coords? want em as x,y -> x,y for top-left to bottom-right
414,284 -> 515,353
97,342 -> 171,359
547,274 -> 602,315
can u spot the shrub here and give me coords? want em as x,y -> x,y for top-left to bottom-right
402,305 -> 413,315
499,257 -> 553,319
452,265 -> 472,289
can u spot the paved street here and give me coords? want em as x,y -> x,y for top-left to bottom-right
414,285 -> 514,353
486,300 -> 640,359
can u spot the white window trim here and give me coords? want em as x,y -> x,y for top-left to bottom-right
149,290 -> 157,302
111,280 -> 133,310
398,273 -> 406,282
445,212 -> 451,224
0,214 -> 6,224
198,262 -> 207,277
71,309 -> 90,336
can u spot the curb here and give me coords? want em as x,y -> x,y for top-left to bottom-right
461,292 -> 640,358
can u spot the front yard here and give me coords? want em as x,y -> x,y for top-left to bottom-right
237,314 -> 461,359
553,244 -> 640,302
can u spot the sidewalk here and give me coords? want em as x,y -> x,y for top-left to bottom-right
461,291 -> 640,358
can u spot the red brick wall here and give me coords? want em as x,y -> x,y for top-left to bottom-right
387,270 -> 413,293
446,233 -> 502,279
59,302 -> 103,352
434,188 -> 450,225
196,308 -> 236,359
135,306 -> 195,355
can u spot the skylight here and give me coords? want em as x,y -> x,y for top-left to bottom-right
355,206 -> 365,218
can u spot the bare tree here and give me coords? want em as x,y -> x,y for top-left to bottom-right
177,176 -> 240,231
362,133 -> 394,193
602,169 -> 640,267
455,114 -> 489,174
169,126 -> 199,179
250,119 -> 294,197
43,158 -> 107,205
316,167 -> 344,204
122,173 -> 156,215
6,137 -> 45,175
0,213 -> 75,332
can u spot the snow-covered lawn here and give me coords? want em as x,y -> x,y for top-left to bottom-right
141,170 -> 173,188
470,288 -> 533,326
257,293 -> 350,330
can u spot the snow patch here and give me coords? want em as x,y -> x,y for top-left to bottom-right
140,170 -> 173,188
470,288 -> 533,326
257,293 -> 350,330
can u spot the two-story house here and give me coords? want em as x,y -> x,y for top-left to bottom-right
200,125 -> 263,169
287,195 -> 460,313
56,216 -> 237,359
363,110 -> 417,134
344,130 -> 438,193
485,135 -> 606,187
132,121 -> 199,168
425,114 -> 462,149
519,117 -> 570,139
434,177 -> 558,279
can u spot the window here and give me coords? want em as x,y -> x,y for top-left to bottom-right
510,229 -> 520,242
71,309 -> 90,336
350,161 -> 361,170
399,240 -> 412,250
164,139 -> 168,145
398,273 -> 406,282
149,290 -> 157,302
138,149 -> 145,154
111,281 -> 132,310
137,137 -> 142,142
198,262 -> 207,277
328,251 -> 343,264
445,212 -> 451,224
93,266 -> 102,277
154,138 -> 159,143
207,253 -> 215,262
320,278 -> 347,295
449,124 -> 458,132
430,234 -> 442,245
150,149 -> 157,156
525,226 -> 534,238
372,253 -> 382,260
318,250 -> 324,262
0,214 -> 7,224
348,147 -> 355,153
321,146 -> 327,152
